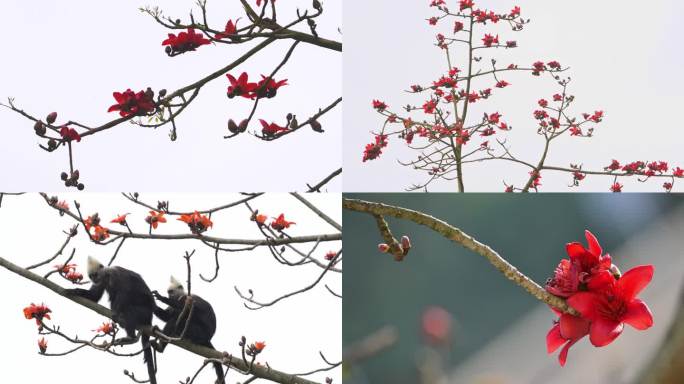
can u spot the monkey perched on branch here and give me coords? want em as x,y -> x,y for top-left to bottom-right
153,276 -> 224,384
66,256 -> 157,384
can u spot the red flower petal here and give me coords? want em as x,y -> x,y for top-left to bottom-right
559,313 -> 589,340
584,230 -> 602,257
227,74 -> 237,85
567,292 -> 599,320
546,323 -> 565,353
558,338 -> 579,367
587,270 -> 615,292
622,299 -> 654,330
589,318 -> 623,347
113,92 -> 125,103
617,265 -> 654,301
565,242 -> 586,260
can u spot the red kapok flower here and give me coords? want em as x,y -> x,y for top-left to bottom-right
423,99 -> 437,114
111,213 -> 130,225
146,211 -> 167,229
107,88 -> 156,117
324,251 -> 337,261
459,0 -> 474,11
90,225 -> 110,242
482,34 -> 499,47
216,19 -> 238,39
93,322 -> 115,335
23,303 -> 52,326
178,211 -> 213,234
253,341 -> 266,352
59,126 -> 81,142
259,120 -> 289,136
38,337 -> 48,354
54,263 -> 77,274
255,214 -> 267,225
362,134 -> 388,162
567,265 -> 654,347
227,72 -> 258,99
546,313 -> 590,366
564,230 -> 612,281
162,28 -> 210,55
610,182 -> 623,193
84,214 -> 100,232
545,259 -> 580,298
372,99 -> 388,111
271,214 -> 295,231
65,270 -> 83,283
255,75 -> 288,99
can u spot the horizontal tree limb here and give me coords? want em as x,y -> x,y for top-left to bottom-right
0,256 -> 320,384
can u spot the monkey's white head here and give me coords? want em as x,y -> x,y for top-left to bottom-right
87,256 -> 105,283
167,276 -> 186,299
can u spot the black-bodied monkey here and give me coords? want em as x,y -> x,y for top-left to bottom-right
153,276 -> 224,384
66,256 -> 157,384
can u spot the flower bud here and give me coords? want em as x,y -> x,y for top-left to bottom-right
401,235 -> 411,252
47,139 -> 57,150
46,112 -> 57,124
227,119 -> 240,134
290,116 -> 298,129
34,121 -> 46,136
60,172 -> 68,181
378,243 -> 390,253
310,119 -> 323,132
77,183 -> 85,191
71,170 -> 80,180
239,119 -> 249,132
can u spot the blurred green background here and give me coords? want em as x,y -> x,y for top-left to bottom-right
342,193 -> 684,384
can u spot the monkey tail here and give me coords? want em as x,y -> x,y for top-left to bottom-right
203,341 -> 225,384
213,361 -> 225,384
141,334 -> 157,384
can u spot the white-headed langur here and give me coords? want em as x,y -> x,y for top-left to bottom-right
66,256 -> 157,384
153,276 -> 224,384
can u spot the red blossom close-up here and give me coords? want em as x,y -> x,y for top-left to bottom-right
107,89 -> 156,118
23,303 -> 52,326
545,230 -> 654,366
270,213 -> 295,231
162,28 -> 211,55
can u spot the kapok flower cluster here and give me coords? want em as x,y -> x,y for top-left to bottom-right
545,230 -> 654,366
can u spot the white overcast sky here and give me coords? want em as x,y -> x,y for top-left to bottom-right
0,0 -> 341,192
344,0 -> 684,192
0,193 -> 341,384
